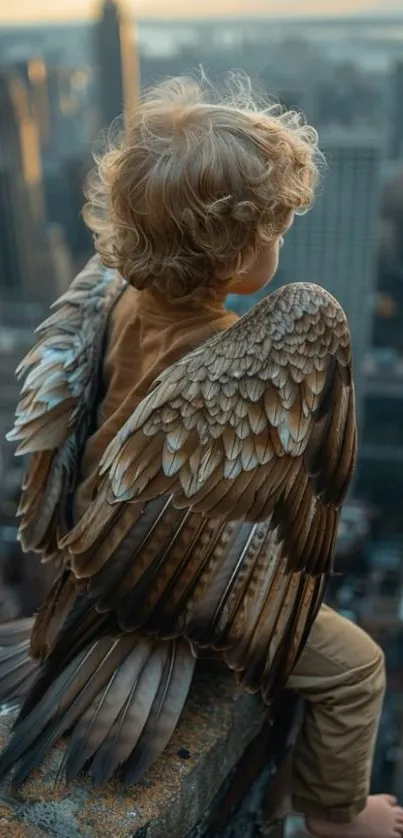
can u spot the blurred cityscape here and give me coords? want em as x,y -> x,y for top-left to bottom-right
1,3 -> 403,833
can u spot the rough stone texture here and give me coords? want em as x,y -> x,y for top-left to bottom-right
193,693 -> 301,838
0,668 -> 268,838
187,710 -> 293,838
0,669 -> 299,838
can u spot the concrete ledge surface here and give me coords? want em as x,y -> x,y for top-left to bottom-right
0,666 -> 267,838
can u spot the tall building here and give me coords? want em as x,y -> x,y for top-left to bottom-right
0,69 -> 52,309
389,61 -> 403,161
11,58 -> 94,272
94,0 -> 139,131
43,153 -> 93,269
15,56 -> 95,161
43,61 -> 93,159
277,131 -> 382,428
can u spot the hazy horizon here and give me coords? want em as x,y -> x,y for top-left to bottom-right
1,0 -> 403,26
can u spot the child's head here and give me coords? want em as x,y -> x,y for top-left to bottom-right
84,74 -> 321,302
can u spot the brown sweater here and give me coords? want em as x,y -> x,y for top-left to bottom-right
75,285 -> 239,519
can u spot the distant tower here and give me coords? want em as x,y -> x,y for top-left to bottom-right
0,70 -> 52,311
94,0 -> 139,131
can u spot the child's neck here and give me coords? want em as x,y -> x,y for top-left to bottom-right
138,286 -> 228,316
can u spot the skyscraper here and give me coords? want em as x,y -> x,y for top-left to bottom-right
94,0 -> 139,132
278,131 -> 382,427
0,69 -> 52,310
16,57 -> 95,271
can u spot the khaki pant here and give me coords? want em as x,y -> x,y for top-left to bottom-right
288,604 -> 386,823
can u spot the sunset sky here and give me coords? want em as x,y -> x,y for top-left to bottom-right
0,0 -> 401,26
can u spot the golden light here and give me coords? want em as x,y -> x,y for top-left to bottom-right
376,293 -> 398,319
27,61 -> 46,85
72,70 -> 89,90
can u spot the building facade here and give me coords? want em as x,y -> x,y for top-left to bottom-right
94,0 -> 139,131
0,70 -> 52,308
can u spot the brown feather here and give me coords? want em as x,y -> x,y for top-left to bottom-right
124,639 -> 195,784
0,619 -> 34,646
30,570 -> 77,661
65,638 -> 154,781
0,622 -> 37,705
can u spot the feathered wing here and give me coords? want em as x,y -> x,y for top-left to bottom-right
0,281 -> 356,789
64,281 -> 356,700
0,612 -> 195,791
7,255 -> 126,560
0,257 -> 197,790
0,620 -> 37,705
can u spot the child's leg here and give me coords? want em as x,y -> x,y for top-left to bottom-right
287,604 -> 403,838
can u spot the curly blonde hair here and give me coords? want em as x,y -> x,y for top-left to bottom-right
84,73 -> 321,301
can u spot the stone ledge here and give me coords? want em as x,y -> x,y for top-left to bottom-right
0,665 -> 288,838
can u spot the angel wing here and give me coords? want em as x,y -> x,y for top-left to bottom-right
99,282 -> 355,519
0,281 -> 356,790
7,256 -> 126,560
63,281 -> 356,701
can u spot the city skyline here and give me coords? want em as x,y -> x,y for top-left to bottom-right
1,0 -> 403,25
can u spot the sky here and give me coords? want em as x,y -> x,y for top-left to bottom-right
0,0 -> 402,26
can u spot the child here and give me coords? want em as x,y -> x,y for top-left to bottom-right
1,76 -> 402,838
